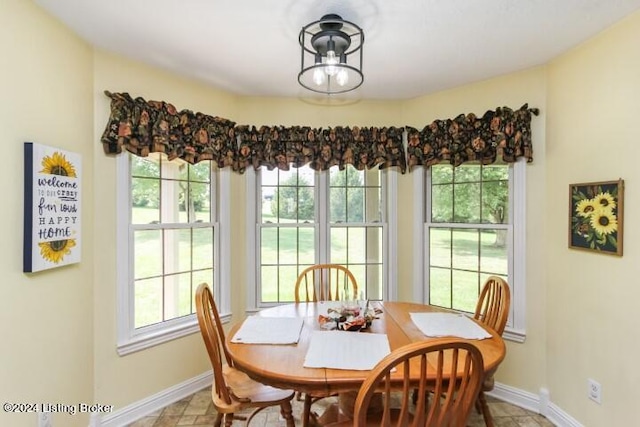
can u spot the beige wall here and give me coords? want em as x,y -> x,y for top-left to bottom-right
0,1 -> 94,426
4,1 -> 640,425
545,11 -> 640,426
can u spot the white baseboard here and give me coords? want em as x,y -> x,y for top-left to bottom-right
489,382 -> 584,427
93,371 -> 212,427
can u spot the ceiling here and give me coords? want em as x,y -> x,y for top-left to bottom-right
35,0 -> 640,100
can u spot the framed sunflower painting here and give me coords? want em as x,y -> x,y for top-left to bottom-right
569,179 -> 624,256
24,142 -> 81,272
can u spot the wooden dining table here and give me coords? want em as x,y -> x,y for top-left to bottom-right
226,301 -> 506,401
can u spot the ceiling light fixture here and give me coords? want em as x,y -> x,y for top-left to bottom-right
298,14 -> 364,95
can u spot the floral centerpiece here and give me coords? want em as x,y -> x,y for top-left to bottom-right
318,300 -> 377,331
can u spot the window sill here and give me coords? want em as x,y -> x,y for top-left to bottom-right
117,313 -> 231,356
117,319 -> 199,356
503,328 -> 526,343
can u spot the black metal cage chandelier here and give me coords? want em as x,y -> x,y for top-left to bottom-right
298,14 -> 364,95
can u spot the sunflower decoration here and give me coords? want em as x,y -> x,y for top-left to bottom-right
37,150 -> 78,264
590,210 -> 617,236
39,239 -> 76,264
592,192 -> 615,212
40,151 -> 77,177
571,184 -> 619,252
575,198 -> 598,218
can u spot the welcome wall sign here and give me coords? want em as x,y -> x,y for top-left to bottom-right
23,142 -> 81,273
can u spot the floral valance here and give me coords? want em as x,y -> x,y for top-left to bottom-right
406,104 -> 539,168
235,125 -> 406,173
100,91 -> 538,173
101,91 -> 238,168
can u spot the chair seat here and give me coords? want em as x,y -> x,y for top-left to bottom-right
222,365 -> 295,404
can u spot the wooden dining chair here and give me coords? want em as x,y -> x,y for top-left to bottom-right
472,276 -> 511,427
195,283 -> 295,427
294,263 -> 358,303
295,264 -> 358,426
327,338 -> 484,427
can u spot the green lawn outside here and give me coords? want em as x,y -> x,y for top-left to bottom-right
132,207 -> 214,328
132,207 -> 509,328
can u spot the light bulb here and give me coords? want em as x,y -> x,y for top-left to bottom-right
313,67 -> 325,86
325,50 -> 338,76
336,68 -> 349,86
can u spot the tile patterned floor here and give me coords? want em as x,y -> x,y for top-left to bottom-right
128,387 -> 555,426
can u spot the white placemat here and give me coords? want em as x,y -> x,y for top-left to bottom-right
303,331 -> 391,370
410,312 -> 492,340
231,316 -> 304,344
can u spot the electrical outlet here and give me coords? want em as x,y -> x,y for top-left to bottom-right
588,378 -> 602,404
38,412 -> 53,427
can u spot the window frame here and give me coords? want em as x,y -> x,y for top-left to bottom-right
246,167 -> 398,312
116,153 -> 231,355
412,159 -> 526,342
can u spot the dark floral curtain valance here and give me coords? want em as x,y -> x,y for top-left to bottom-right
235,125 -> 406,173
100,91 -> 538,173
101,91 -> 238,168
406,104 -> 539,169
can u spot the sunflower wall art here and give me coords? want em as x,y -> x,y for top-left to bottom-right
569,179 -> 624,256
24,142 -> 82,272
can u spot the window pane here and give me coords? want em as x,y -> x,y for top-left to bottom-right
347,227 -> 366,263
330,187 -> 346,222
298,228 -> 315,264
131,156 -> 159,178
482,164 -> 508,181
454,165 -> 480,183
132,178 -> 160,224
190,161 -> 211,183
452,270 -> 479,313
429,228 -> 451,268
297,187 -> 314,221
431,183 -> 453,222
192,269 -> 214,299
431,165 -> 453,184
454,183 -> 480,222
192,228 -> 214,270
347,187 -> 364,222
278,228 -> 299,265
261,186 -> 276,223
451,229 -> 479,271
163,273 -> 192,320
278,266 -> 298,301
429,267 -> 451,308
134,277 -> 162,328
134,230 -> 162,279
330,228 -> 347,264
480,230 -> 508,275
261,266 -> 278,302
163,229 -> 191,274
160,178 -> 184,223
190,182 -> 211,222
261,228 -> 278,264
481,180 -> 508,224
270,168 -> 315,224
365,264 -> 383,300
